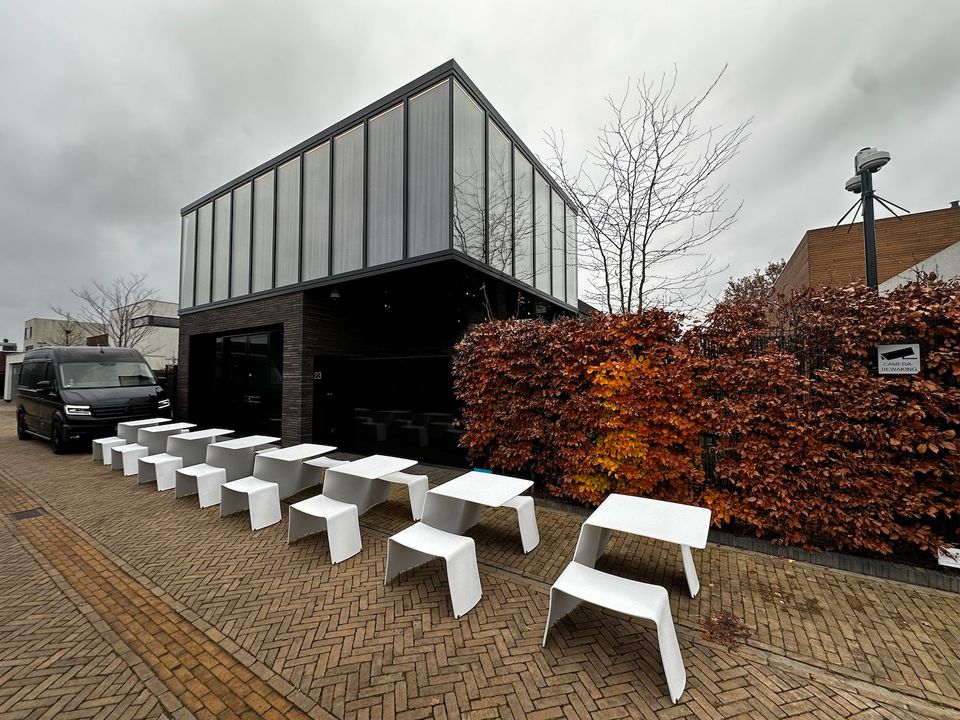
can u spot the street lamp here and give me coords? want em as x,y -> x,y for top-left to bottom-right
836,147 -> 908,290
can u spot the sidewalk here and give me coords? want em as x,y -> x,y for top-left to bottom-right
0,403 -> 957,719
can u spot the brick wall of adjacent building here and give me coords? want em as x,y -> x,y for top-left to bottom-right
773,204 -> 960,295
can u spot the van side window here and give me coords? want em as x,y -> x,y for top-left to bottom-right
20,362 -> 42,388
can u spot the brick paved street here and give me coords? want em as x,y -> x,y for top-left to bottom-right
1,402 -> 958,719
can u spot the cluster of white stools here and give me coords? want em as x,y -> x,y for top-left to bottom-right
94,417 -> 711,703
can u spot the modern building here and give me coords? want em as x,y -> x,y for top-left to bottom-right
773,202 -> 960,295
177,60 -> 580,463
128,299 -> 180,369
23,318 -> 108,351
22,300 -> 179,370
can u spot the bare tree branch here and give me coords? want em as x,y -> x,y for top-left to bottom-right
545,65 -> 750,313
51,273 -> 159,351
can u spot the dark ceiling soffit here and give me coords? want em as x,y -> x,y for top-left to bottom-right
177,249 -> 576,317
180,59 -> 576,215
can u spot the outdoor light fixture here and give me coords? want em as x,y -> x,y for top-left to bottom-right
329,289 -> 341,301
834,147 -> 908,290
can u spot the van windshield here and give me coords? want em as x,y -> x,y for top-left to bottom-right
58,362 -> 157,389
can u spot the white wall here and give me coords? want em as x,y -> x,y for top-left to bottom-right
880,240 -> 960,293
2,352 -> 25,402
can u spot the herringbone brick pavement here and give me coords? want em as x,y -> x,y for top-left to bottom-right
0,402 -> 957,719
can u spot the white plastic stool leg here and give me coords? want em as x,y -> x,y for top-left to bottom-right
503,496 -> 540,553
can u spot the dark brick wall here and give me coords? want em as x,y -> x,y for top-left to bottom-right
177,293 -> 307,445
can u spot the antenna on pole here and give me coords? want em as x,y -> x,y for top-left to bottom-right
834,147 -> 908,290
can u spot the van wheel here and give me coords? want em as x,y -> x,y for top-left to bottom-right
16,413 -> 28,441
51,421 -> 68,455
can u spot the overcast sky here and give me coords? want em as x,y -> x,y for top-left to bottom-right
2,0 -> 959,343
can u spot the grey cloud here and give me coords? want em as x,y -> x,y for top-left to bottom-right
1,0 -> 959,341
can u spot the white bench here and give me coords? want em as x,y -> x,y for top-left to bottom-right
93,437 -> 126,464
380,471 -> 429,521
111,443 -> 148,476
288,495 -> 362,564
385,523 -> 482,618
175,464 -> 228,507
543,562 -> 686,703
219,477 -> 281,531
503,495 -> 539,553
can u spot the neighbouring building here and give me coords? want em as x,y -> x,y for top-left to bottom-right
23,318 -> 108,351
128,299 -> 180,369
773,202 -> 960,295
22,300 -> 179,370
177,60 -> 579,463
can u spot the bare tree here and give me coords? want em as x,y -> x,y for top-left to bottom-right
545,66 -> 750,313
721,259 -> 786,303
51,273 -> 159,350
48,318 -> 88,347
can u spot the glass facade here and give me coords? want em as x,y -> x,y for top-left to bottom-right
231,183 -> 252,297
180,69 -> 578,311
179,211 -> 196,309
487,121 -> 513,274
252,171 -> 274,293
534,172 -> 551,293
195,202 -> 213,305
513,150 -> 533,284
408,80 -> 450,257
551,189 -> 565,303
367,105 -> 403,266
302,143 -> 330,281
212,193 -> 231,301
275,157 -> 301,287
333,125 -> 364,274
452,81 -> 484,262
566,205 -> 577,306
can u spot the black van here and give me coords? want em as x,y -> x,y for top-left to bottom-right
16,346 -> 171,453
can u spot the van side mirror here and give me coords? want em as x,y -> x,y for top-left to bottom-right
35,380 -> 52,392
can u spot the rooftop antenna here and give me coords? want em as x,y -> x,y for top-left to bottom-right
833,147 -> 909,289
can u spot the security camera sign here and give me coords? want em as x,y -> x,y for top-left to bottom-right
877,344 -> 920,375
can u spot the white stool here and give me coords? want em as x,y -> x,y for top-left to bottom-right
95,437 -> 126,464
138,454 -> 184,489
543,562 -> 686,703
503,495 -> 540,553
288,495 -> 362,563
175,464 -> 228,508
220,477 -> 281,531
381,471 -> 429,520
385,523 -> 482,618
111,444 -> 149,476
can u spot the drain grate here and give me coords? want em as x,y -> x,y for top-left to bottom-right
8,508 -> 45,520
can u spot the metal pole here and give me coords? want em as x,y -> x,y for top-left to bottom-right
860,170 -> 878,289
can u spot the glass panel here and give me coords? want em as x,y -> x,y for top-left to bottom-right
367,105 -> 403,266
452,82 -> 484,261
566,205 -> 577,305
408,80 -> 450,256
179,211 -> 196,308
195,202 -> 213,305
302,143 -> 330,280
333,124 -> 364,274
551,190 -> 565,302
231,182 -> 251,297
252,171 -> 274,292
276,157 -> 301,286
534,172 -> 550,293
212,193 -> 230,301
487,121 -> 512,273
514,151 -> 534,285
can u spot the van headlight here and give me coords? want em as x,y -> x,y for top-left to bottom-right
157,398 -> 171,410
65,405 -> 92,416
